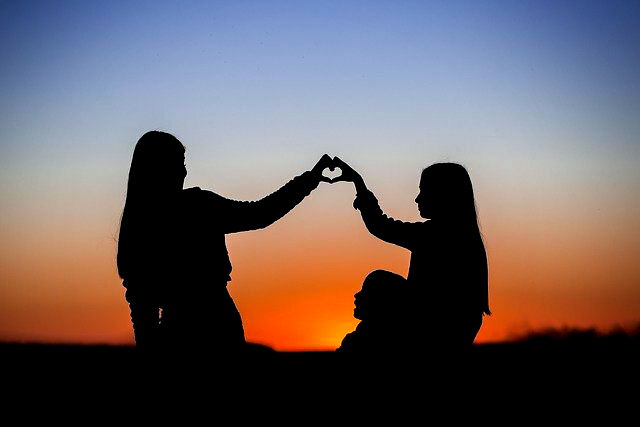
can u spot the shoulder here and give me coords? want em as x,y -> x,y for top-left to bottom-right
182,187 -> 226,204
337,331 -> 359,352
181,187 -> 237,213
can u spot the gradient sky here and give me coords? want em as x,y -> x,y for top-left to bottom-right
1,0 -> 639,350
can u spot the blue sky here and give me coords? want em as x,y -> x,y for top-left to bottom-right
2,0 -> 639,233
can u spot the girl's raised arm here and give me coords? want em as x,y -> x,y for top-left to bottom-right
333,157 -> 422,250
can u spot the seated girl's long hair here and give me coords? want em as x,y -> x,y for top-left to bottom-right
422,163 -> 490,316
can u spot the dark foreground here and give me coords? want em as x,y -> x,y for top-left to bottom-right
2,339 -> 638,419
3,339 -> 638,383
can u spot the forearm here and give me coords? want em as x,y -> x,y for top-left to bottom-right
226,170 -> 320,232
353,174 -> 368,195
353,187 -> 415,249
262,170 -> 320,221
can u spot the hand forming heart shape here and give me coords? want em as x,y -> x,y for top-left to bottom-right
322,166 -> 344,183
313,155 -> 356,183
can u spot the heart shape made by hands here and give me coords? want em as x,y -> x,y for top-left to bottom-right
322,166 -> 344,182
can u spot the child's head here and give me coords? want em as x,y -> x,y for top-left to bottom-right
415,162 -> 478,224
353,270 -> 406,321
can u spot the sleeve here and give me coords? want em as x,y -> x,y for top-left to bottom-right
201,171 -> 320,234
353,189 -> 423,250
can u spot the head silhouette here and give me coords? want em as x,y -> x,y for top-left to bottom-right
354,270 -> 406,321
126,131 -> 187,197
415,163 -> 478,225
117,131 -> 186,279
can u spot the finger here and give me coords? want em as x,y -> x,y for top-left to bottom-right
319,176 -> 333,183
315,154 -> 331,172
322,154 -> 335,171
333,156 -> 348,169
313,155 -> 331,174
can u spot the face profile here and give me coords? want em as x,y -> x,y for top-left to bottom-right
159,143 -> 187,193
415,182 -> 430,219
338,270 -> 408,354
415,162 -> 480,224
353,283 -> 373,320
353,270 -> 406,321
174,153 -> 187,191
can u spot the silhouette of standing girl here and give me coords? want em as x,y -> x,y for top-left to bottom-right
117,131 -> 333,354
333,158 -> 490,351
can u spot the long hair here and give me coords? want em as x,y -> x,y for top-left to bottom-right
421,163 -> 491,315
117,131 -> 185,280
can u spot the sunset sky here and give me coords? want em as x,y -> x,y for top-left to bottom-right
1,1 -> 639,350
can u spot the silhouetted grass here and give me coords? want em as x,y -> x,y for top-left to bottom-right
508,323 -> 640,347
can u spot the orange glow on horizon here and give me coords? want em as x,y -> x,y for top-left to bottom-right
1,185 -> 639,350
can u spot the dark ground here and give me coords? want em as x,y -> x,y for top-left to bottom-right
2,337 -> 637,419
3,336 -> 638,383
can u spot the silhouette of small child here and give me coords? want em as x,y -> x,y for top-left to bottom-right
337,270 -> 408,354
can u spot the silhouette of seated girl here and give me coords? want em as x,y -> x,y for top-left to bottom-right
332,158 -> 490,352
117,131 -> 334,354
337,270 -> 409,354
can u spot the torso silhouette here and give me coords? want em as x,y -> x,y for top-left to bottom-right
338,319 -> 405,354
354,189 -> 488,349
123,171 -> 318,352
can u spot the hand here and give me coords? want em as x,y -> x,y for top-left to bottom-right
311,154 -> 336,183
330,156 -> 362,184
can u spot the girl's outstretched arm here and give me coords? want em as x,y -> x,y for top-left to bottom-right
204,154 -> 335,233
333,157 -> 422,250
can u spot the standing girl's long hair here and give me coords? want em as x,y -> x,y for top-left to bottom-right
117,131 -> 185,280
